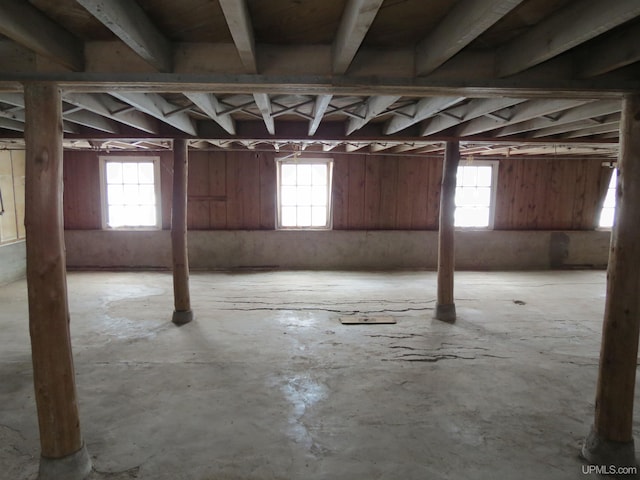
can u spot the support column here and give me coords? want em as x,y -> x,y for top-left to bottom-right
582,94 -> 640,467
24,83 -> 91,480
171,138 -> 193,325
435,141 -> 459,322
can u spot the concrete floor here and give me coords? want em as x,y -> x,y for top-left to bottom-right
1,270 -> 639,480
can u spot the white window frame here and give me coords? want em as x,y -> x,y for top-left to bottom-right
454,160 -> 499,230
99,156 -> 162,230
276,157 -> 333,230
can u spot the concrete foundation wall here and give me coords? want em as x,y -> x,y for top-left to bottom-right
65,230 -> 611,270
0,241 -> 26,284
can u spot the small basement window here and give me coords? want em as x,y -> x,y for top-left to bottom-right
100,156 -> 161,229
276,158 -> 333,229
454,161 -> 498,228
598,170 -> 617,228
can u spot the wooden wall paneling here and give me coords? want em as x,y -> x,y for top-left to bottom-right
225,150 -> 242,229
347,154 -> 366,228
258,151 -> 275,229
509,160 -> 527,229
425,158 -> 442,229
209,151 -> 228,229
528,160 -> 548,229
364,155 -> 382,228
63,151 -> 101,229
395,156 -> 414,229
186,151 -> 211,229
331,156 -> 349,229
521,160 -> 539,229
241,153 -> 261,229
556,161 -> 579,229
493,158 -> 514,229
379,156 -> 398,229
571,159 -> 589,229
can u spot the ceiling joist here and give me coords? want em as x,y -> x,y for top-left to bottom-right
218,0 -> 258,74
110,92 -> 197,135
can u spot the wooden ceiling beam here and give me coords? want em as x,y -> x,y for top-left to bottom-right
0,0 -> 83,71
421,97 -> 527,136
346,96 -> 400,135
497,99 -> 621,137
77,0 -> 173,72
309,95 -> 333,136
63,93 -> 159,134
497,0 -> 640,77
457,99 -> 593,136
578,22 -> 640,78
416,0 -> 524,76
184,92 -> 235,135
385,97 -> 465,134
218,0 -> 258,73
109,92 -> 197,135
332,0 -> 384,74
253,93 -> 275,135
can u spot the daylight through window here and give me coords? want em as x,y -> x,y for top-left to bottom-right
599,170 -> 617,228
101,157 -> 160,229
277,159 -> 333,229
454,162 -> 498,228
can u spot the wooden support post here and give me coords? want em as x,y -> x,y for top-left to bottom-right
435,141 -> 459,322
582,94 -> 640,467
171,138 -> 193,325
24,83 -> 91,479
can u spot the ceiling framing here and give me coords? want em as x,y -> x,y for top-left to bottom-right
0,0 -> 638,156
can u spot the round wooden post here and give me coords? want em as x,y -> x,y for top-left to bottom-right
582,94 -> 640,467
435,141 -> 459,322
171,138 -> 193,325
24,83 -> 91,479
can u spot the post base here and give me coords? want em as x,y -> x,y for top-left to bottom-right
582,426 -> 637,468
172,310 -> 194,326
434,303 -> 456,322
38,444 -> 92,480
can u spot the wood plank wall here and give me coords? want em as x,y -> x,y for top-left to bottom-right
493,157 -> 611,230
63,149 -> 611,231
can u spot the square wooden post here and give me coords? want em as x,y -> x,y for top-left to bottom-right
24,82 -> 91,479
582,94 -> 640,467
171,138 -> 193,325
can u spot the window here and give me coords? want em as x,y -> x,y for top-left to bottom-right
599,170 -> 617,228
454,161 -> 498,228
277,158 -> 333,229
100,157 -> 161,229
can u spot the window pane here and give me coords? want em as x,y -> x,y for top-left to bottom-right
281,164 -> 296,185
137,205 -> 156,226
107,185 -> 125,205
476,187 -> 491,205
297,164 -> 312,185
123,185 -> 139,205
311,206 -> 327,226
282,206 -> 297,226
311,164 -> 327,185
139,184 -> 155,205
600,208 -> 615,228
455,207 -> 489,227
311,185 -> 326,206
138,162 -> 155,183
455,187 -> 475,207
281,186 -> 297,206
461,166 -> 477,186
107,205 -> 126,227
297,186 -> 312,206
106,162 -> 123,184
122,163 -> 138,183
297,206 -> 312,226
476,167 -> 492,187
